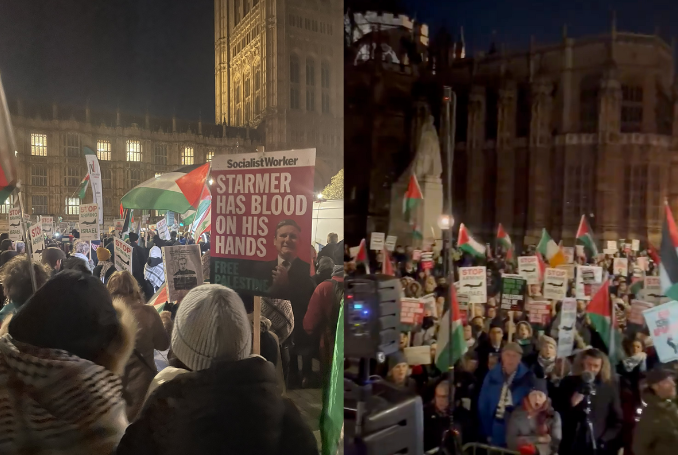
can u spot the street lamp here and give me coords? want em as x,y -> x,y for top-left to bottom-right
437,214 -> 455,231
317,193 -> 324,200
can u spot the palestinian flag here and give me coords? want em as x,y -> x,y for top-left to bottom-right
355,239 -> 370,274
537,229 -> 566,268
576,215 -> 599,257
497,223 -> 514,261
535,251 -> 547,280
587,280 -> 622,364
193,204 -> 211,238
0,75 -> 18,205
660,203 -> 678,301
148,283 -> 169,312
381,247 -> 394,276
77,174 -> 90,199
435,285 -> 467,372
412,222 -> 423,240
121,163 -> 209,214
403,174 -> 423,221
320,300 -> 344,455
457,223 -> 486,258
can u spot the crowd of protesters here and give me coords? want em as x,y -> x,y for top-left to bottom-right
347,241 -> 678,455
0,227 -> 346,454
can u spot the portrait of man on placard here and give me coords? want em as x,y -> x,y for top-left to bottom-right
173,255 -> 198,290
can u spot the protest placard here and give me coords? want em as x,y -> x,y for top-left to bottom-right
421,252 -> 434,270
628,300 -> 654,326
636,256 -> 649,272
162,244 -> 203,303
603,248 -> 616,255
385,235 -> 397,252
156,218 -> 170,240
557,298 -> 577,358
404,346 -> 432,365
643,301 -> 678,363
607,240 -> 617,251
632,239 -> 640,251
370,232 -> 385,251
624,244 -> 632,254
562,247 -> 574,264
499,273 -> 526,311
8,208 -> 21,241
543,267 -> 568,301
459,266 -> 487,304
114,237 -> 133,274
29,222 -> 43,261
210,149 -> 315,299
518,256 -> 540,284
41,216 -> 54,237
575,265 -> 603,300
527,300 -> 551,326
114,219 -> 124,231
575,245 -> 585,258
613,258 -> 628,276
556,264 -> 575,279
78,203 -> 100,241
644,276 -> 664,304
401,298 -> 424,326
420,293 -> 437,318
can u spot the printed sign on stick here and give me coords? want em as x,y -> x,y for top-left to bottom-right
518,256 -> 540,285
156,218 -> 170,240
29,222 -> 44,261
370,232 -> 385,251
162,244 -> 203,303
459,266 -> 487,304
210,149 -> 316,299
628,300 -> 654,326
78,203 -> 100,241
400,298 -> 425,326
8,208 -> 21,241
644,276 -> 664,304
636,256 -> 649,271
543,268 -> 568,301
527,300 -> 551,326
499,273 -> 527,311
41,216 -> 54,237
632,239 -> 640,251
114,219 -> 124,231
114,237 -> 133,274
557,298 -> 578,358
562,247 -> 574,264
575,265 -> 603,300
385,235 -> 397,252
643,301 -> 678,363
613,258 -> 628,276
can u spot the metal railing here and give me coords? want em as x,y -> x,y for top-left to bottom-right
426,443 -> 520,455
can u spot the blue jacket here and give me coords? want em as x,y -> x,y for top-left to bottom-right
478,362 -> 534,447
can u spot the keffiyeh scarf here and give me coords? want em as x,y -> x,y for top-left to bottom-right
622,352 -> 647,373
538,355 -> 556,375
495,369 -> 517,420
144,247 -> 165,291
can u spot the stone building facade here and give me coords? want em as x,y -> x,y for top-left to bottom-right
3,100 -> 260,229
437,24 -> 678,247
214,0 -> 344,190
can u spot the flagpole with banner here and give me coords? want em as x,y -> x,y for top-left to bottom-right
83,146 -> 104,226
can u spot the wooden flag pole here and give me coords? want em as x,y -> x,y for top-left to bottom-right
17,189 -> 38,293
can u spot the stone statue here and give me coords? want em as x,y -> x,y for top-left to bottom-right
412,114 -> 443,181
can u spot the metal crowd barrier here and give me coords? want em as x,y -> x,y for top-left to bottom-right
425,443 -> 520,455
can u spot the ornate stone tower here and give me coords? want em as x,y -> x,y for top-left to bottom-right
214,0 -> 344,189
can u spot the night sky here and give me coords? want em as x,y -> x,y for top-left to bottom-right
0,0 -> 214,121
402,0 -> 678,59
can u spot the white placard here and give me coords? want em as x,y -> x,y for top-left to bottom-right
370,232 -> 385,251
636,256 -> 649,271
557,298 -> 578,358
114,237 -> 133,274
385,235 -> 397,252
603,248 -> 617,255
575,265 -> 603,300
156,218 -> 170,240
459,266 -> 487,304
420,293 -> 437,318
557,264 -> 575,279
613,258 -> 628,276
632,239 -> 640,251
8,208 -> 22,241
41,216 -> 54,237
543,267 -> 568,301
607,240 -> 617,251
404,346 -> 432,365
575,245 -> 585,257
78,203 -> 100,241
162,244 -> 203,303
518,256 -> 540,284
114,219 -> 124,231
644,276 -> 663,303
28,222 -> 44,261
628,300 -> 654,326
562,247 -> 574,264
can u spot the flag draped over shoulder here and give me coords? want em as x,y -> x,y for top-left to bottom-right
458,223 -> 485,258
497,223 -> 513,261
435,285 -> 467,372
0,75 -> 18,205
537,228 -> 566,268
660,203 -> 678,301
576,215 -> 599,257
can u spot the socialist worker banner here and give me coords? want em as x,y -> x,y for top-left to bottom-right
210,148 -> 316,298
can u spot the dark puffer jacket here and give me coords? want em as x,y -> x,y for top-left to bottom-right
117,356 -> 318,455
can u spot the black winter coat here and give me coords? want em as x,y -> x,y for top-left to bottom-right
117,356 -> 318,455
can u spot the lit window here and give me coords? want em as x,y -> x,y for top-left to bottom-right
182,147 -> 194,165
32,195 -> 48,215
65,197 -> 80,215
154,144 -> 167,165
31,133 -> 47,156
31,165 -> 47,186
97,140 -> 111,160
126,140 -> 142,162
155,172 -> 162,178
63,132 -> 81,157
0,195 -> 14,214
206,150 -> 214,162
126,169 -> 141,188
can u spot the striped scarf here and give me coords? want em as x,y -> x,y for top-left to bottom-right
0,334 -> 128,454
495,369 -> 517,420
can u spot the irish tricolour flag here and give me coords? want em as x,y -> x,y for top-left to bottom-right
537,228 -> 566,268
435,285 -> 467,372
458,223 -> 485,258
576,215 -> 599,257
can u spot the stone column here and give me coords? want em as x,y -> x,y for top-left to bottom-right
496,79 -> 517,232
421,175 -> 443,244
596,65 -> 622,241
465,84 -> 485,228
525,76 -> 553,244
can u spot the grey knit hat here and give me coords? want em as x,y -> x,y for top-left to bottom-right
171,284 -> 252,371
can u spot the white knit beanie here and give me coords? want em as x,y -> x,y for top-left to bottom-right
171,284 -> 252,371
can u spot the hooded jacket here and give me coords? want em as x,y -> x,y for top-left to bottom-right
117,356 -> 318,455
144,246 -> 165,292
633,391 -> 678,455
